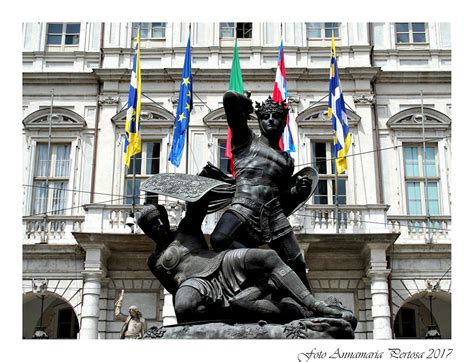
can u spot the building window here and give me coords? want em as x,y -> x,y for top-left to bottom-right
306,22 -> 340,39
394,307 -> 417,338
218,140 -> 231,175
311,141 -> 346,205
57,308 -> 79,339
132,22 -> 167,39
125,142 -> 161,204
395,23 -> 427,43
32,143 -> 71,215
46,23 -> 80,46
403,145 -> 439,215
219,22 -> 252,39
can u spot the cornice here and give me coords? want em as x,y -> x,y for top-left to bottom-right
376,70 -> 451,83
22,71 -> 99,84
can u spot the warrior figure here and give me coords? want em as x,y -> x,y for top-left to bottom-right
209,91 -> 313,289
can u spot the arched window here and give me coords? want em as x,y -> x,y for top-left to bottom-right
386,107 -> 451,218
23,108 -> 87,216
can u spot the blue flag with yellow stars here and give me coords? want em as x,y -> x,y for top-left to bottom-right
169,35 -> 193,167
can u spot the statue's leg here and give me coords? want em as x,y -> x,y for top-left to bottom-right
229,285 -> 308,323
210,211 -> 246,251
174,286 -> 208,323
270,232 -> 312,291
244,249 -> 342,318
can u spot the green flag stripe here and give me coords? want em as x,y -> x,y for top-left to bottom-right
229,40 -> 244,93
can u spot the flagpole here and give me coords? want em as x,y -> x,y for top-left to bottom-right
129,27 -> 140,227
132,29 -> 139,220
421,90 -> 431,243
42,89 -> 54,243
335,162 -> 340,234
131,155 -> 136,211
186,23 -> 191,175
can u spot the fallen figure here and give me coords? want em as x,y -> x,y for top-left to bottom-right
137,198 -> 357,332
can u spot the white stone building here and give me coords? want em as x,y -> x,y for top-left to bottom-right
22,22 -> 451,339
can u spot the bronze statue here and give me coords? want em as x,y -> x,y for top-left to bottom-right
137,200 -> 355,327
208,91 -> 314,290
138,91 -> 357,335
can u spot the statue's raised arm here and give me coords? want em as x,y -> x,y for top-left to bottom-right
223,90 -> 253,147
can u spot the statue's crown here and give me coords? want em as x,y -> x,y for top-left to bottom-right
255,97 -> 288,118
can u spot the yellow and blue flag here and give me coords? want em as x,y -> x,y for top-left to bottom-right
328,34 -> 351,174
123,30 -> 142,167
169,35 -> 193,167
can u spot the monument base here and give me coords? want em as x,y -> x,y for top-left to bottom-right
143,317 -> 354,339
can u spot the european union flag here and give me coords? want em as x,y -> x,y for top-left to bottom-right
169,36 -> 193,167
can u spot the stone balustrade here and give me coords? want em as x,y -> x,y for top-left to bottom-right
23,203 -> 451,244
387,215 -> 451,243
23,215 -> 85,244
293,204 -> 391,234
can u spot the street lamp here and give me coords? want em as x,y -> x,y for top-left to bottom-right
32,279 -> 49,339
424,294 -> 441,339
126,212 -> 136,233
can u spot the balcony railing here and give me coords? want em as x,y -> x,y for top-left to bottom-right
387,215 -> 451,243
23,215 -> 85,244
22,203 -> 451,244
290,204 -> 391,234
69,203 -> 393,236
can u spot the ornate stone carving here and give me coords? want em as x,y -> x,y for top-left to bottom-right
98,95 -> 120,105
32,279 -> 48,295
425,279 -> 441,292
353,93 -> 375,104
288,95 -> 300,105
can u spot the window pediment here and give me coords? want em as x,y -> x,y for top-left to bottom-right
296,104 -> 361,128
111,104 -> 175,128
387,107 -> 451,130
23,107 -> 87,130
202,107 -> 258,127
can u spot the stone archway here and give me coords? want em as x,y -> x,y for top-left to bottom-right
23,291 -> 80,339
393,291 -> 451,339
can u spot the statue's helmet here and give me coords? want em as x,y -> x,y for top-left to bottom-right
254,97 -> 289,120
137,204 -> 170,235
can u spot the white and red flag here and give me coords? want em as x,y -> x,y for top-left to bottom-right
272,40 -> 296,153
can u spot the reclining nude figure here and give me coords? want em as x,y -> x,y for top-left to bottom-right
137,198 -> 356,328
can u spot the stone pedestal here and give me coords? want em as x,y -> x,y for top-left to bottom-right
144,318 -> 355,339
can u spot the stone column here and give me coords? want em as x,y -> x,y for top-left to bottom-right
80,271 -> 102,339
366,243 -> 392,339
79,244 -> 109,339
162,288 -> 177,326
